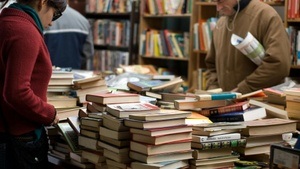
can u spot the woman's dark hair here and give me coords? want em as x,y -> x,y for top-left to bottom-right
1,0 -> 67,12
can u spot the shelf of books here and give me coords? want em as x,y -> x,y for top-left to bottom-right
138,0 -> 193,87
85,0 -> 140,72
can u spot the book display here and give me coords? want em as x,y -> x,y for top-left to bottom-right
85,0 -> 140,72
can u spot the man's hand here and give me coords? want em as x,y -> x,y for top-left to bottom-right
50,114 -> 59,126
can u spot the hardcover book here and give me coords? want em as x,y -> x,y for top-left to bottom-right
208,106 -> 267,122
196,92 -> 242,101
127,77 -> 183,93
128,109 -> 192,121
174,99 -> 229,110
106,102 -> 160,118
200,101 -> 250,116
124,118 -> 186,129
241,118 -> 297,136
85,92 -> 140,105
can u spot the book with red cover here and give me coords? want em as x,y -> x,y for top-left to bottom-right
200,101 -> 250,117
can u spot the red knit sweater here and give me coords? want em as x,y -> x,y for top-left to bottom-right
0,8 -> 56,135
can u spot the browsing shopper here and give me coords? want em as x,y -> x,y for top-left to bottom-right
0,0 -> 66,168
205,0 -> 291,94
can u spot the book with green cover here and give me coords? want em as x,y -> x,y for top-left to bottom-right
56,122 -> 82,153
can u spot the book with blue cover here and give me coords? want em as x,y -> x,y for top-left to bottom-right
196,92 -> 242,101
209,106 -> 267,122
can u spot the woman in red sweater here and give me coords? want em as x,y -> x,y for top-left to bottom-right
0,0 -> 66,168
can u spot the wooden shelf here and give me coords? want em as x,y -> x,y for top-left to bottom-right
141,56 -> 189,61
142,14 -> 191,18
85,12 -> 131,19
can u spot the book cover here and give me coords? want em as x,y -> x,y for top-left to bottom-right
106,102 -> 160,118
196,92 -> 242,101
191,138 -> 247,150
85,92 -> 140,104
200,101 -> 250,116
192,133 -> 241,143
56,122 -> 81,153
128,109 -> 192,121
208,106 -> 267,122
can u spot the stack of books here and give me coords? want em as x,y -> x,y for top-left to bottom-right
283,87 -> 300,121
123,109 -> 194,168
72,74 -> 108,103
77,113 -> 107,168
47,70 -> 77,109
190,122 -> 245,168
233,118 -> 297,160
89,92 -> 143,168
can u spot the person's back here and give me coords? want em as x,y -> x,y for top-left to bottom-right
44,5 -> 94,70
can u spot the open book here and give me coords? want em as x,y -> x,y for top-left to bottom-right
231,32 -> 265,65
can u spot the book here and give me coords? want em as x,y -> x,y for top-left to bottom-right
78,135 -> 100,151
47,95 -> 77,109
161,92 -> 196,102
174,99 -> 229,110
244,134 -> 284,148
190,155 -> 240,166
130,140 -> 191,155
241,118 -> 297,136
97,140 -> 129,154
99,126 -> 131,140
56,107 -> 82,120
191,138 -> 247,150
129,150 -> 193,164
192,148 -> 232,160
81,149 -> 105,164
124,118 -> 186,129
102,114 -> 129,131
73,75 -> 104,89
263,79 -> 297,97
132,132 -> 192,145
248,99 -> 289,119
103,149 -> 131,163
192,133 -> 241,143
283,87 -> 300,96
233,144 -> 271,156
100,135 -> 130,148
128,109 -> 192,121
200,101 -> 250,116
127,77 -> 183,92
80,117 -> 102,128
80,129 -> 99,139
67,116 -> 80,135
85,92 -> 140,105
196,92 -> 242,101
56,122 -> 81,153
131,160 -> 189,169
208,106 -> 267,122
106,102 -> 160,118
184,112 -> 212,125
129,125 -> 193,137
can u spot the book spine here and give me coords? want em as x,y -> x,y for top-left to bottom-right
201,102 -> 249,116
209,114 -> 244,123
197,93 -> 241,101
193,133 -> 241,143
196,139 -> 246,150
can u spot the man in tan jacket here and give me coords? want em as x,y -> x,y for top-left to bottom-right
205,0 -> 291,94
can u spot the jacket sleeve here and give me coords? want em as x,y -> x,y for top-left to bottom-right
237,14 -> 291,93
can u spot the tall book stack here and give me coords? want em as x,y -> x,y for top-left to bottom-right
78,113 -> 107,168
283,87 -> 300,121
123,109 -> 194,168
233,118 -> 297,161
47,70 -> 77,109
85,92 -> 141,168
190,122 -> 246,168
72,74 -> 109,103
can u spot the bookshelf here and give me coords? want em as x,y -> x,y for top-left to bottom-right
190,0 -> 299,90
138,0 -> 193,86
85,0 -> 140,72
